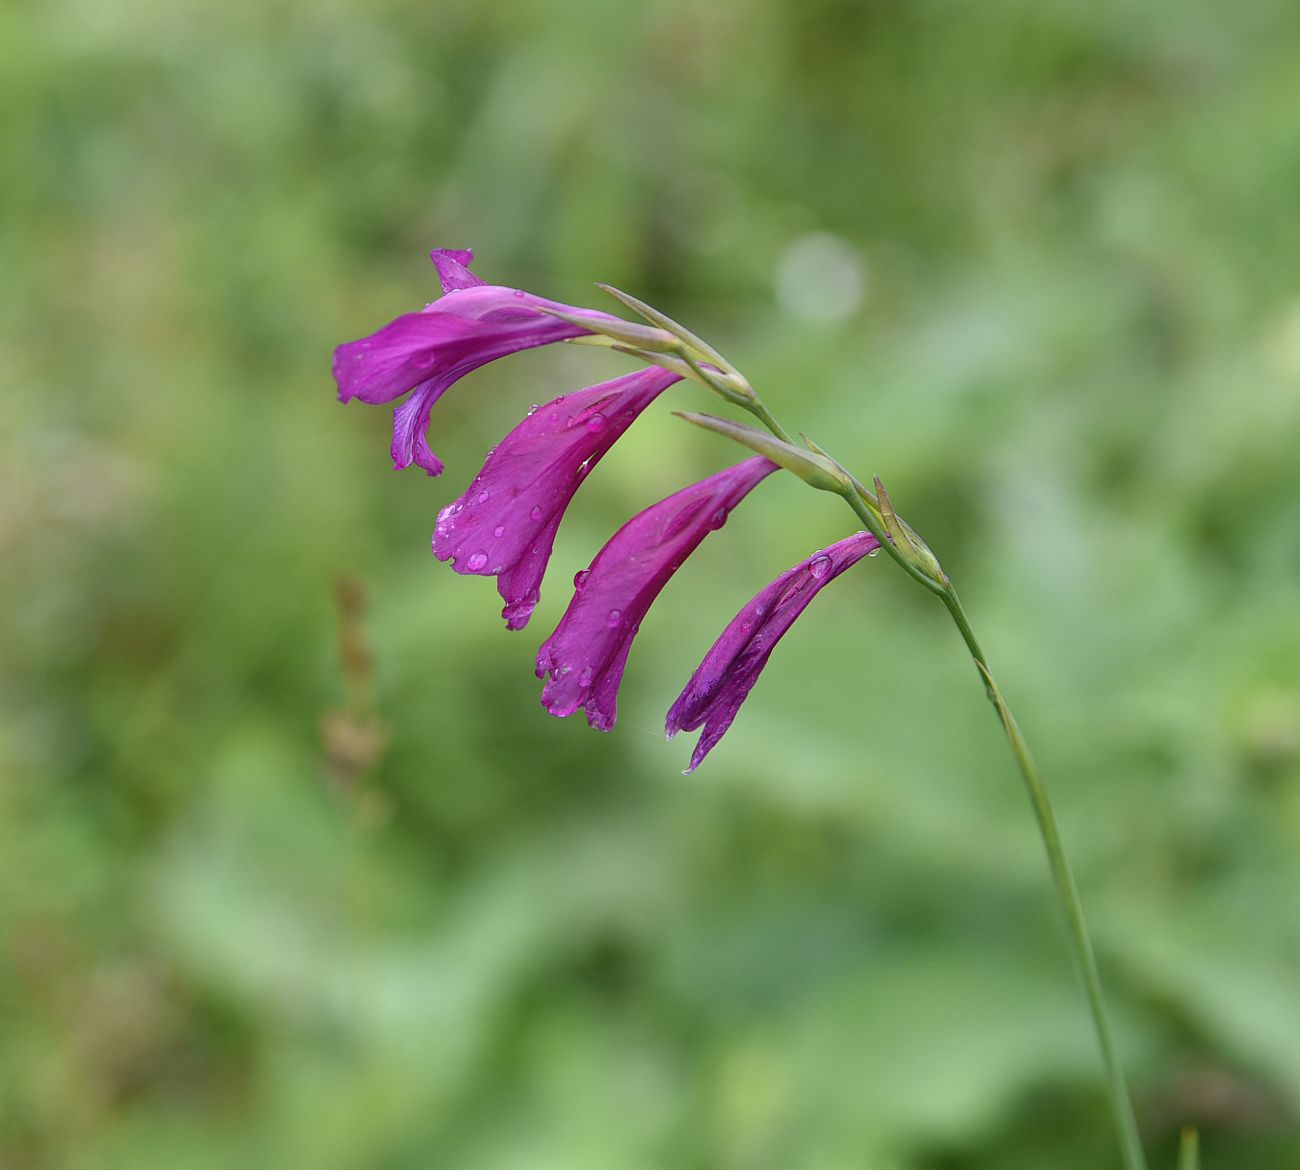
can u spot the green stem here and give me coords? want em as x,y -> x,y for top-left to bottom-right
703,370 -> 1147,1169
940,588 -> 1148,1170
748,399 -> 794,445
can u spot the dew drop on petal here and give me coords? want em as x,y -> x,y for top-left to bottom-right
529,506 -> 543,521
437,504 -> 453,525
708,507 -> 727,529
810,554 -> 832,579
477,489 -> 490,504
493,525 -> 505,538
466,551 -> 489,571
512,289 -> 527,298
585,413 -> 606,433
867,548 -> 881,557
578,666 -> 594,687
527,404 -> 540,416
573,569 -> 590,590
606,609 -> 622,628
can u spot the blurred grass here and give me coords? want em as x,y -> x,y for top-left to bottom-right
2,0 -> 1299,1167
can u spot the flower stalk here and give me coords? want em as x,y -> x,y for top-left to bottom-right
691,342 -> 1151,1170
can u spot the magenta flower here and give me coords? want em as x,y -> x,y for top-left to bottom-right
432,366 -> 683,631
667,531 -> 881,772
333,249 -> 624,476
536,456 -> 779,732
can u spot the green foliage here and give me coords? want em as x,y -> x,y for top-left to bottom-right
2,0 -> 1299,1165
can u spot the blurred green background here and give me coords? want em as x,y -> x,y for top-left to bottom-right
3,0 -> 1300,1166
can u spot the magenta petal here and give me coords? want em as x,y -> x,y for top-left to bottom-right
666,531 -> 881,772
333,287 -> 593,408
390,378 -> 446,475
334,253 -> 629,475
433,367 -> 683,629
535,456 -> 779,732
430,248 -> 484,292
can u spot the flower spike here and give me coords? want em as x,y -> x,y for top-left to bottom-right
667,531 -> 881,772
433,366 -> 682,630
536,456 -> 779,731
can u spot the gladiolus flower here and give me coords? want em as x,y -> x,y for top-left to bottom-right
536,456 -> 779,732
666,531 -> 880,772
432,366 -> 683,631
333,249 -> 624,476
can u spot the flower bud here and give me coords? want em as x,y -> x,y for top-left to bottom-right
674,413 -> 851,493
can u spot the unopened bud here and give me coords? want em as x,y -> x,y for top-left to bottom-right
597,283 -> 732,372
539,307 -> 679,353
675,413 -> 850,493
873,475 -> 948,587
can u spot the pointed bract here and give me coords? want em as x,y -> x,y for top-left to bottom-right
432,366 -> 683,630
667,531 -> 880,772
333,248 -> 623,475
536,456 -> 779,732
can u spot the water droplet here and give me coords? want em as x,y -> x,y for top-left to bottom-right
585,413 -> 606,433
529,506 -> 543,521
810,554 -> 832,579
578,666 -> 594,687
493,525 -> 505,538
708,507 -> 727,529
606,609 -> 621,628
573,569 -> 590,590
466,551 -> 489,571
867,547 -> 881,557
512,288 -> 527,298
527,403 -> 540,415
477,489 -> 490,504
437,504 -> 453,524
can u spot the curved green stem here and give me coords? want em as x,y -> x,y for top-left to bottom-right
940,588 -> 1148,1170
695,365 -> 1148,1169
748,399 -> 794,445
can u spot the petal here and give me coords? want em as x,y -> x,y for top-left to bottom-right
667,531 -> 880,772
390,378 -> 446,476
335,286 -> 628,406
536,455 -> 779,731
430,248 -> 484,292
333,306 -> 487,406
433,366 -> 682,627
334,278 -> 629,475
